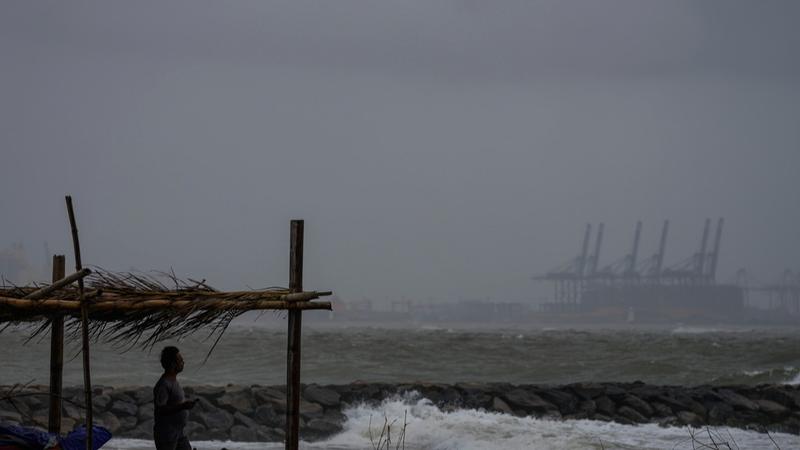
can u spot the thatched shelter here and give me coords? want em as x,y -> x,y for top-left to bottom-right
0,269 -> 331,346
0,197 -> 329,450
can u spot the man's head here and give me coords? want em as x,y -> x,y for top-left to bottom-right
160,346 -> 184,373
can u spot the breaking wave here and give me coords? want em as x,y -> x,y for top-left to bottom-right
103,393 -> 798,450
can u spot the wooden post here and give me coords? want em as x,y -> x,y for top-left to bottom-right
286,220 -> 304,450
48,255 -> 66,434
66,196 -> 92,450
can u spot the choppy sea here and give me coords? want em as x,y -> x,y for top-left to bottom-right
2,322 -> 799,449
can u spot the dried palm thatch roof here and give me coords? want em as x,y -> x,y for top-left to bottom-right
0,268 -> 332,348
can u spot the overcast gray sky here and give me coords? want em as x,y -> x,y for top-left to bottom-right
1,1 -> 798,303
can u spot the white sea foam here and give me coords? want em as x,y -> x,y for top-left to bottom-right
102,394 -> 798,450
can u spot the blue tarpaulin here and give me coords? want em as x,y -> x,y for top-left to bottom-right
0,423 -> 111,450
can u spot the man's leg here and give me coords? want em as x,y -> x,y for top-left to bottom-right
175,435 -> 192,450
154,438 -> 178,450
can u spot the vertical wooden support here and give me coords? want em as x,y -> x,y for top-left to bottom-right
286,220 -> 304,450
66,196 -> 92,450
48,255 -> 66,434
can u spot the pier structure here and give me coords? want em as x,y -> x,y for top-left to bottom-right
533,218 -> 748,321
735,268 -> 800,316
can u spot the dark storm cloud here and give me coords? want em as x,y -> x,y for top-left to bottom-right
1,1 -> 798,302
3,2 -> 798,83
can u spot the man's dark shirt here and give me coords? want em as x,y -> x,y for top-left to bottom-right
153,375 -> 189,442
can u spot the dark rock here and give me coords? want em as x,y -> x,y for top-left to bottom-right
126,425 -> 151,440
439,386 -> 463,408
60,418 -> 75,433
629,384 -> 665,401
126,418 -> 153,440
577,400 -> 596,416
658,392 -> 706,418
1,400 -> 30,416
677,411 -> 703,427
111,393 -> 136,406
94,386 -> 115,396
604,385 -> 628,400
654,394 -> 692,414
92,394 -> 112,411
657,416 -> 680,427
110,400 -> 138,417
541,410 -> 563,420
231,424 -> 257,442
254,404 -> 280,427
760,386 -> 800,409
184,421 -> 205,438
304,418 -> 343,439
97,412 -> 120,434
118,416 -> 138,432
63,403 -> 82,419
193,396 -> 217,413
184,385 -> 224,399
651,402 -> 673,418
502,389 -> 555,413
755,399 -> 788,417
617,406 -> 647,423
261,395 -> 287,414
569,383 -> 606,400
538,389 -> 579,415
137,405 -> 154,422
0,410 -> 22,423
253,386 -> 285,405
491,397 -> 514,415
198,409 -> 234,430
708,403 -> 735,424
612,414 -> 635,425
304,385 -> 341,408
234,411 -> 259,428
256,426 -> 284,442
716,389 -> 759,411
595,396 -> 616,416
204,428 -> 230,440
692,386 -> 724,404
188,396 -> 217,425
130,388 -> 154,406
323,409 -> 347,425
22,395 -> 44,411
780,416 -> 800,435
339,383 -> 389,404
217,387 -> 255,413
622,395 -> 653,418
300,400 -> 324,420
457,383 -> 493,409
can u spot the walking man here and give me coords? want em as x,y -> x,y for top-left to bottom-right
153,346 -> 197,450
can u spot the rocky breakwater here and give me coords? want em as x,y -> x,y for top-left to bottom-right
1,382 -> 798,442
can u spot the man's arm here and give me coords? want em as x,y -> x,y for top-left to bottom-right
154,383 -> 197,417
155,399 -> 196,417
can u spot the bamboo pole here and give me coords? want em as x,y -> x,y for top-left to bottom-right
0,297 -> 332,312
48,255 -> 65,434
23,268 -> 91,300
286,220 -> 304,450
66,196 -> 92,450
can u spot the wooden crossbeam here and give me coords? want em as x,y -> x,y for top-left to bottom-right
0,297 -> 332,312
